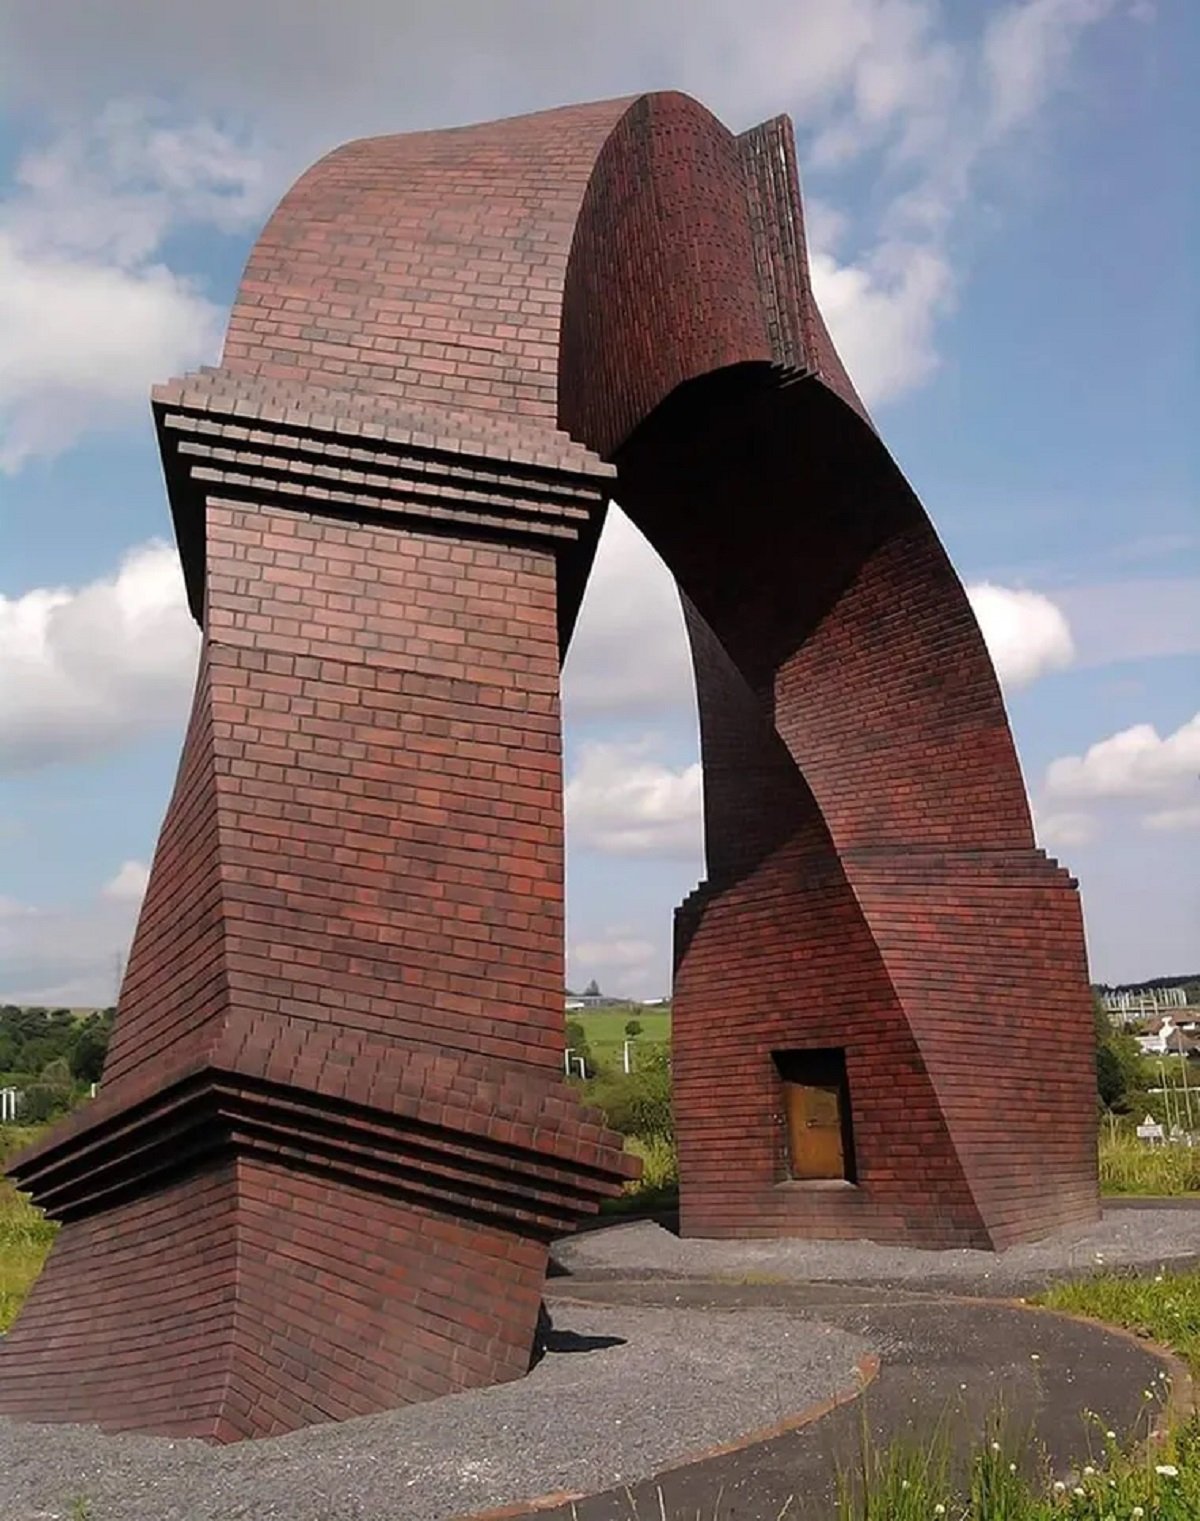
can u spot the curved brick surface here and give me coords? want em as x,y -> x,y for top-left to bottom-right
1,89 -> 1097,1441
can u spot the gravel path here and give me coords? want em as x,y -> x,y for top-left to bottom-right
0,1305 -> 871,1521
552,1208 -> 1200,1294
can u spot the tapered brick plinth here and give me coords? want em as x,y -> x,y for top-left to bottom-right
4,88 -> 1097,1441
1,392 -> 636,1440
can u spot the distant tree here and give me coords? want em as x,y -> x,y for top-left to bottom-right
39,1056 -> 72,1090
69,1025 -> 108,1085
1094,997 -> 1146,1113
583,979 -> 601,998
624,1019 -> 643,1039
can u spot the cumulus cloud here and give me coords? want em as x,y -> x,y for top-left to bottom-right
1046,713 -> 1200,802
562,508 -> 695,720
1034,809 -> 1099,849
0,102 -> 267,469
0,875 -> 143,1006
0,237 -> 221,472
569,927 -> 664,1000
102,860 -> 151,903
1051,578 -> 1200,669
811,243 -> 953,404
966,582 -> 1076,689
571,934 -> 658,975
983,0 -> 1119,136
1144,805 -> 1200,833
0,541 -> 200,773
566,740 -> 703,858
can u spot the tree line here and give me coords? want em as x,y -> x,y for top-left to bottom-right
0,1005 -> 114,1124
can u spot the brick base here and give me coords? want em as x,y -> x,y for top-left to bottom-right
0,1154 -> 547,1440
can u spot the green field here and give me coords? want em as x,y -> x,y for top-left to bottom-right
567,1005 -> 671,1065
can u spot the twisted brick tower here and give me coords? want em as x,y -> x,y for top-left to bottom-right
1,92 -> 1097,1440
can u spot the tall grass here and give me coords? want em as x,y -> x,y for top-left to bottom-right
1099,1126 -> 1200,1196
0,1123 -> 56,1332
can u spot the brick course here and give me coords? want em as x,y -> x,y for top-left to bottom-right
2,89 -> 1096,1439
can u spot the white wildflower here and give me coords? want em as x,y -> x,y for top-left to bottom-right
1156,1463 -> 1179,1477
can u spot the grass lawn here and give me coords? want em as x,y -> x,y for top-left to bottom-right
569,1006 -> 670,1066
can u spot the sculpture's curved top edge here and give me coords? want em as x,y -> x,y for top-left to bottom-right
176,88 -> 869,470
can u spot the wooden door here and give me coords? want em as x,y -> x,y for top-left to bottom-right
782,1080 -> 845,1180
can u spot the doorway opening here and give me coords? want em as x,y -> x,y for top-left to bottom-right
773,1048 -> 856,1184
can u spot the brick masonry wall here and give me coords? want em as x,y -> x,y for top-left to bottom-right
616,347 -> 1097,1249
107,501 -> 570,1091
0,1163 -> 242,1436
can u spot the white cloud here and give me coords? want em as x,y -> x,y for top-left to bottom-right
102,860 -> 151,903
1144,805 -> 1200,833
0,102 -> 267,469
0,236 -> 221,472
569,927 -> 663,1000
983,0 -> 1118,137
966,582 -> 1076,689
562,508 -> 695,720
1034,809 -> 1099,848
1051,578 -> 1200,668
566,739 -> 703,858
571,934 -> 658,974
0,540 -> 200,773
811,242 -> 954,404
0,887 -> 138,1007
1046,713 -> 1200,803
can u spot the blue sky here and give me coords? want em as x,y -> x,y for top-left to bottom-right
0,0 -> 1195,1005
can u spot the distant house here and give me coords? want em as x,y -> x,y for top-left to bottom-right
1137,1018 -> 1200,1060
1136,1017 -> 1177,1056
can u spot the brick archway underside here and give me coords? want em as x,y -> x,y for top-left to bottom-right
0,92 -> 1098,1442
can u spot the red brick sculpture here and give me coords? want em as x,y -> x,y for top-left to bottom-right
1,91 -> 1098,1440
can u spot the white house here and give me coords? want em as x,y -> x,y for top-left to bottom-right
1137,1016 -> 1178,1056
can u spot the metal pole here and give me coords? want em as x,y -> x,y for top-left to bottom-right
1160,1061 -> 1176,1134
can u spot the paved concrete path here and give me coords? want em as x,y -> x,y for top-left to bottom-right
521,1276 -> 1178,1521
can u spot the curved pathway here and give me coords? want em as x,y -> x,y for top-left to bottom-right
517,1276 -> 1181,1521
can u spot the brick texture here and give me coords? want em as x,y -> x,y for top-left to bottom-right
2,89 -> 1096,1440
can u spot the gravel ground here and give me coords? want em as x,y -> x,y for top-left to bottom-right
552,1208 -> 1200,1294
0,1305 -> 871,1521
